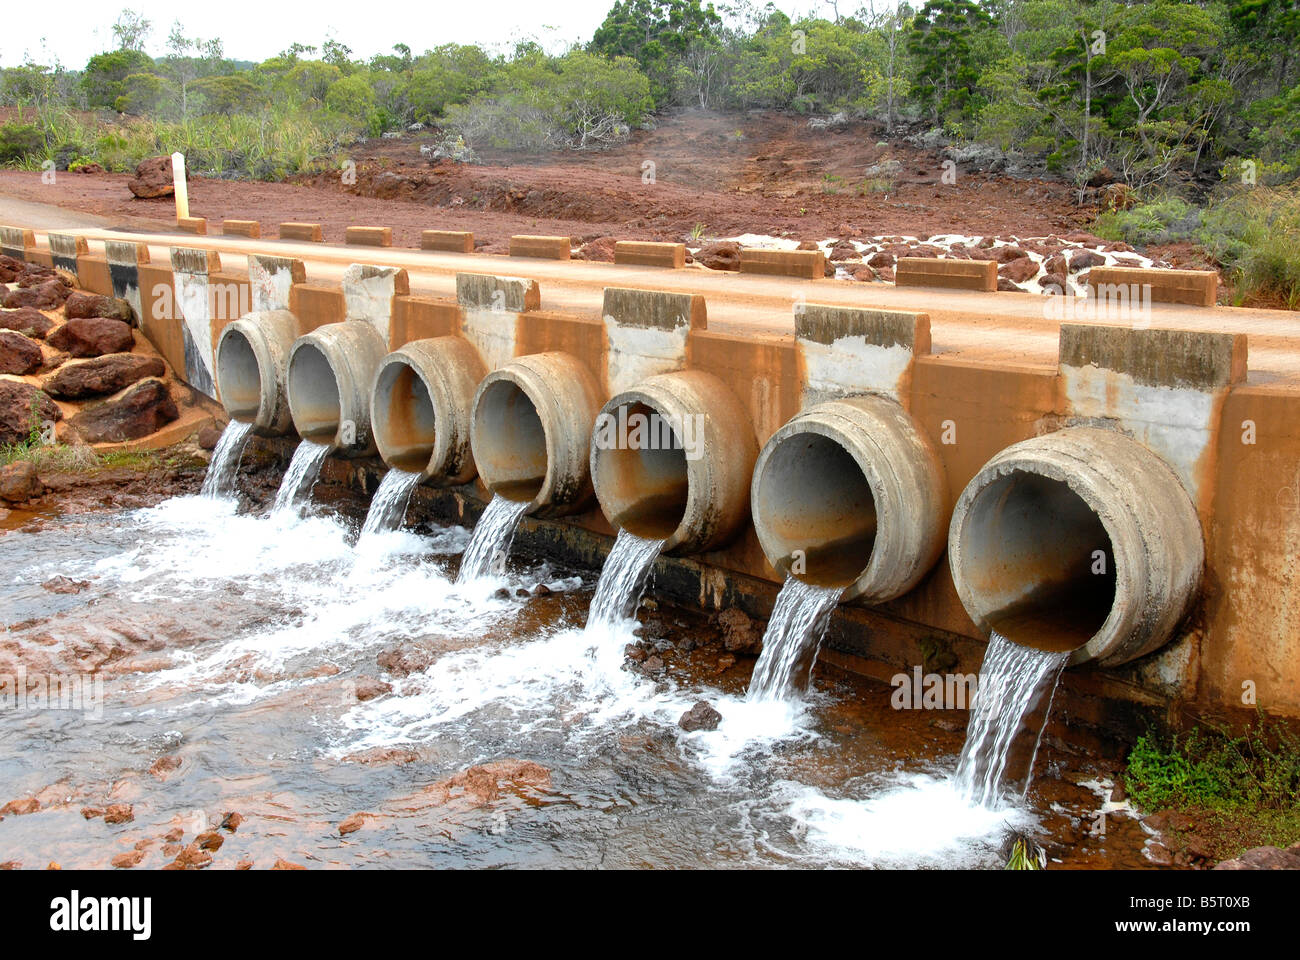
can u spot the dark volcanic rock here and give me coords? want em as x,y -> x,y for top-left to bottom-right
0,330 -> 43,375
0,307 -> 54,339
69,378 -> 178,443
43,353 -> 165,399
678,700 -> 723,732
46,317 -> 134,358
0,380 -> 61,445
694,241 -> 741,271
63,292 -> 134,323
128,155 -> 186,199
3,280 -> 68,311
0,461 -> 43,503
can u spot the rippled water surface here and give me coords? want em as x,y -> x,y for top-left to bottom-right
0,489 -> 1152,869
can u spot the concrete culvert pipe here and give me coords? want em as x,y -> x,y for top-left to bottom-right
469,352 -> 602,517
947,427 -> 1203,666
285,321 -> 388,456
590,371 -> 757,554
370,337 -> 486,485
214,310 -> 299,435
751,394 -> 949,603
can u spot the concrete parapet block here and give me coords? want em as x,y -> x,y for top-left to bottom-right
738,247 -> 824,279
1058,323 -> 1247,504
455,273 -> 540,313
1088,266 -> 1218,307
168,247 -> 222,397
248,254 -> 308,313
345,226 -> 393,247
896,257 -> 997,291
177,216 -> 207,235
0,226 -> 35,260
223,219 -> 261,238
601,287 -> 707,395
280,222 -> 324,242
422,230 -> 474,253
795,303 -> 930,406
510,235 -> 572,260
47,234 -> 88,278
105,240 -> 149,327
342,263 -> 410,343
614,241 -> 686,269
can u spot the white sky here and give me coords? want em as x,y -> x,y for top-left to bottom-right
1,0 -> 853,68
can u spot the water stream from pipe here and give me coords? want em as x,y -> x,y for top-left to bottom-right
953,630 -> 1069,808
585,530 -> 664,629
359,469 -> 422,538
456,494 -> 529,583
746,576 -> 844,702
271,439 -> 332,515
199,420 -> 253,499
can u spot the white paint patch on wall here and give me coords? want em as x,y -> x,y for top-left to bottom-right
603,313 -> 689,395
342,264 -> 402,341
174,270 -> 216,396
1062,365 -> 1217,500
249,258 -> 296,313
461,307 -> 518,372
799,334 -> 914,407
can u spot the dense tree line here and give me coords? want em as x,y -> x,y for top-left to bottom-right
1,0 -> 1298,192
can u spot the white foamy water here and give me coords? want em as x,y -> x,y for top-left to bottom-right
746,576 -> 844,701
771,773 -> 1036,868
271,439 -> 332,514
457,494 -> 530,583
200,420 -> 253,499
954,631 -> 1069,808
360,469 -> 422,538
586,530 -> 664,628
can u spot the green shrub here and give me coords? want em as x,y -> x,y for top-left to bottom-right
0,121 -> 43,164
1094,197 -> 1201,246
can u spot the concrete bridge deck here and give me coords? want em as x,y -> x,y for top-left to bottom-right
36,225 -> 1300,390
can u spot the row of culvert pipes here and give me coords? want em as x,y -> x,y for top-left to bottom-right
216,311 -> 1204,672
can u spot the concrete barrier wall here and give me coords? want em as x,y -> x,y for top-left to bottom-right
28,234 -> 1300,718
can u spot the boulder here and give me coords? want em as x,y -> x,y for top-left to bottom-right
69,378 -> 178,443
694,241 -> 741,271
574,236 -> 618,262
0,330 -> 43,375
43,354 -> 165,399
828,241 -> 860,261
47,317 -> 134,358
63,292 -> 134,323
999,257 -> 1039,284
0,380 -> 61,445
1068,249 -> 1106,272
128,155 -> 186,199
0,307 -> 54,339
0,461 -> 43,503
3,280 -> 68,311
717,607 -> 762,654
678,700 -> 722,732
1213,843 -> 1300,870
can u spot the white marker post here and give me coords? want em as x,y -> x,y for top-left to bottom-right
171,152 -> 189,222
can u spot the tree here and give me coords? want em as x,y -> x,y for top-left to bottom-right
81,49 -> 155,110
165,21 -> 225,118
112,8 -> 153,52
906,0 -> 994,122
591,0 -> 722,104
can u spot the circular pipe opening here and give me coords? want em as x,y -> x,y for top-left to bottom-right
287,342 -> 341,443
215,328 -> 261,421
754,431 -> 877,587
948,427 -> 1204,666
594,400 -> 688,541
372,360 -> 437,473
957,470 -> 1116,654
472,378 -> 548,503
751,395 -> 948,604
